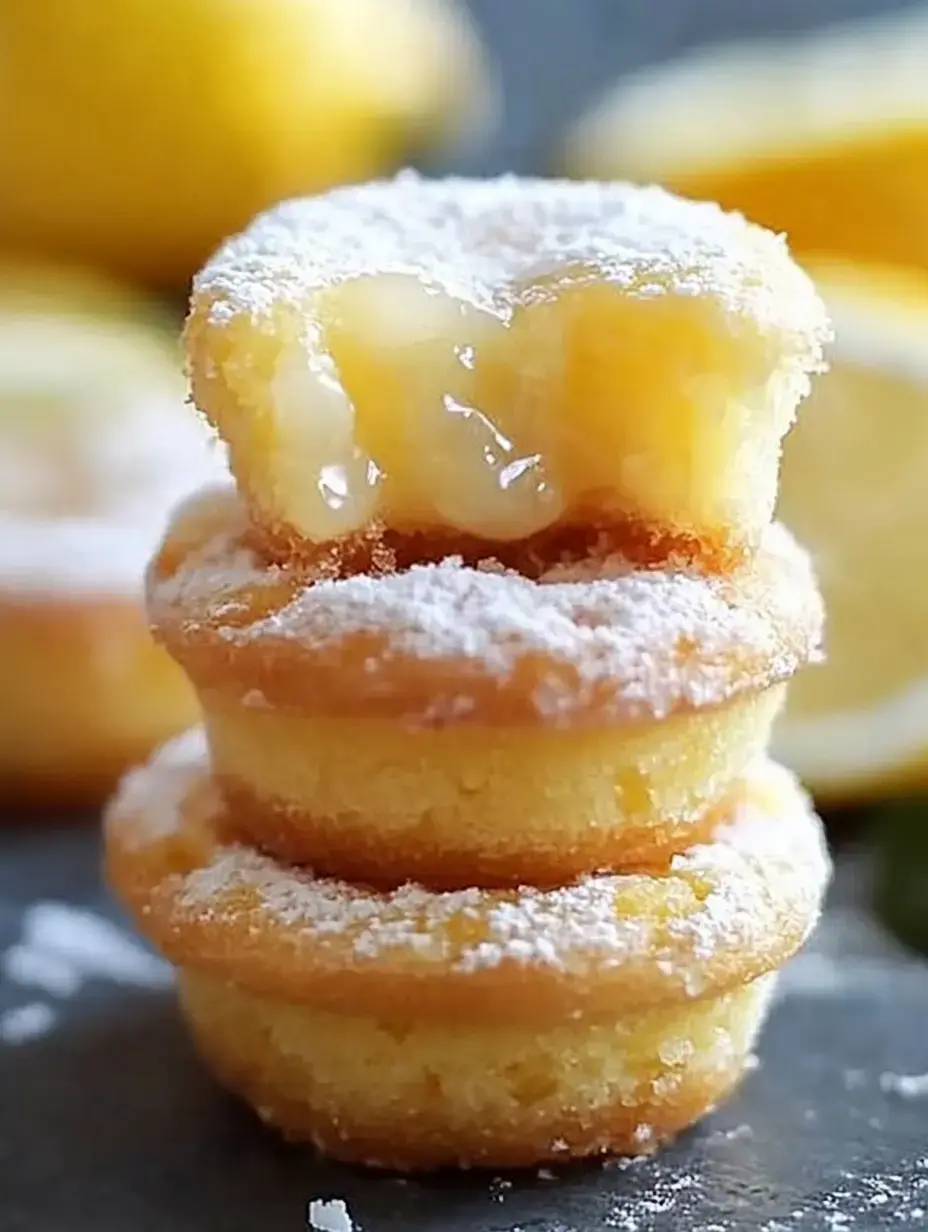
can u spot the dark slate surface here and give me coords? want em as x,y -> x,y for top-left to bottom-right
3,828 -> 928,1232
4,1 -> 928,1228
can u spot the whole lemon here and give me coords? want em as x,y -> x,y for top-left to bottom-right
0,0 -> 489,289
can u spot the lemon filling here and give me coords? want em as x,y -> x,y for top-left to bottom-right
227,274 -> 786,545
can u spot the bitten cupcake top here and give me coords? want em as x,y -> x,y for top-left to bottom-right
186,174 -> 830,563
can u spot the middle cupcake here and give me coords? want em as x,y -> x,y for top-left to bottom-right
148,486 -> 823,888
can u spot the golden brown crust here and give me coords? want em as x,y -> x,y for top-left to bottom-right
215,775 -> 727,889
0,596 -> 199,807
201,684 -> 783,888
147,486 -> 823,727
249,513 -> 751,580
245,1077 -> 736,1171
179,967 -> 774,1171
104,734 -> 830,1025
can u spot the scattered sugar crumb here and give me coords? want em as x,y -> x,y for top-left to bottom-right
489,1176 -> 513,1201
22,902 -> 172,987
880,1072 -> 928,1099
307,1198 -> 354,1232
3,902 -> 171,997
707,1122 -> 753,1143
758,1158 -> 928,1228
0,1002 -> 56,1045
605,1170 -> 700,1228
1,943 -> 80,998
598,1123 -> 928,1230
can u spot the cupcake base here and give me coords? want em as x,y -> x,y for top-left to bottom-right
180,968 -> 775,1171
105,733 -> 829,1171
204,686 -> 784,886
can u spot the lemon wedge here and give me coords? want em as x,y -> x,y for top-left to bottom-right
773,260 -> 928,799
0,258 -> 225,526
0,0 -> 490,289
564,6 -> 928,272
0,258 -> 173,329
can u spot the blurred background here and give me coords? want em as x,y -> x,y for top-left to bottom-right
2,0 -> 927,949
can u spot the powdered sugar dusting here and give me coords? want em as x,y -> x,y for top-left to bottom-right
192,174 -> 830,378
150,499 -> 823,723
599,1157 -> 928,1230
263,525 -> 819,713
880,1072 -> 928,1099
110,739 -> 830,986
148,487 -> 277,619
0,1002 -> 56,1045
112,728 -> 211,847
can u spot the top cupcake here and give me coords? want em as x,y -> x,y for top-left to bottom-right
186,174 -> 830,568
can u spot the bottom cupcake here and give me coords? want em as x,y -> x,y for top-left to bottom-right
105,733 -> 830,1171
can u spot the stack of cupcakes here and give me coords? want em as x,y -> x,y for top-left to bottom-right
106,176 -> 833,1171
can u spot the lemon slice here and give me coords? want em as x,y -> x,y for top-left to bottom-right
564,6 -> 928,272
0,261 -> 226,587
773,261 -> 928,799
